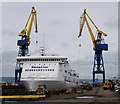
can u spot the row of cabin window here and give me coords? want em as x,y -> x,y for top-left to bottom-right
19,59 -> 66,61
24,63 -> 57,66
25,69 -> 54,71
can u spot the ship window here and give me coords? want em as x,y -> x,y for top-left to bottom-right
43,69 -> 44,71
50,69 -> 51,71
36,69 -> 37,71
45,69 -> 47,71
32,69 -> 33,71
53,69 -> 54,71
48,69 -> 49,71
73,74 -> 76,76
34,69 -> 35,71
65,70 -> 67,73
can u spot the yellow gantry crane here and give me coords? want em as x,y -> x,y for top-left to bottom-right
15,7 -> 38,82
78,9 -> 108,83
17,7 -> 38,57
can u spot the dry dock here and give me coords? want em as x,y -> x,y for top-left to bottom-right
1,86 -> 120,104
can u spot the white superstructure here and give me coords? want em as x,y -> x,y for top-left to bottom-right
17,54 -> 79,91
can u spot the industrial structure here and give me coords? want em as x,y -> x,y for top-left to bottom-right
15,7 -> 38,82
14,7 -> 80,93
78,9 -> 108,83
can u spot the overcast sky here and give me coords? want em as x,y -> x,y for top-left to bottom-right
1,2 -> 118,80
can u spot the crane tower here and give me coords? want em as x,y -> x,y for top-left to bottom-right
78,9 -> 108,83
15,7 -> 38,82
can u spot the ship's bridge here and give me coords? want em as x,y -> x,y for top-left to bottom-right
16,56 -> 68,63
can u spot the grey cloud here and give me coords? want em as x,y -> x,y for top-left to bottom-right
2,50 -> 17,77
48,19 -> 67,27
49,20 -> 61,25
2,30 -> 17,36
103,19 -> 118,28
61,42 -> 69,48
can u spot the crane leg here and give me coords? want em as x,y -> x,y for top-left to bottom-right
93,50 -> 105,83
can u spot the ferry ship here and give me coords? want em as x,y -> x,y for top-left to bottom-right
16,47 -> 80,91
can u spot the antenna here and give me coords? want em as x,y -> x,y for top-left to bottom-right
39,33 -> 46,56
